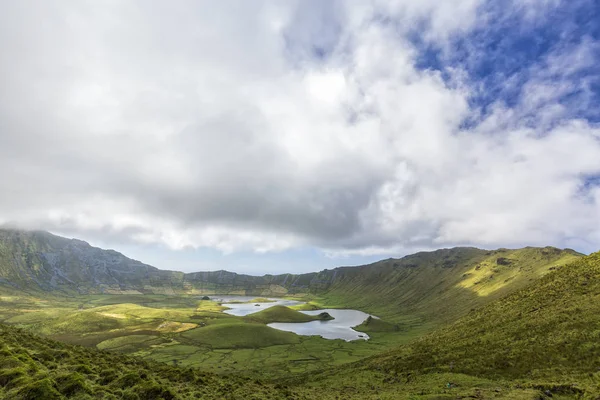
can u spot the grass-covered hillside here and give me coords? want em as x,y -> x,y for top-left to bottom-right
0,229 -> 181,295
0,230 -> 582,306
290,252 -> 600,398
3,252 -> 600,399
373,251 -> 600,381
0,294 -> 394,378
314,246 -> 581,324
0,323 -> 302,400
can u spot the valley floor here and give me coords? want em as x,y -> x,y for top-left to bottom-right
0,293 -> 420,379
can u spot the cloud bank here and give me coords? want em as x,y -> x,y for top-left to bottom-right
1,0 -> 599,258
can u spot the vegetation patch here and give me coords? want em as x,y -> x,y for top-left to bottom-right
248,297 -> 276,303
181,322 -> 301,348
289,303 -> 322,311
353,316 -> 400,332
243,305 -> 332,324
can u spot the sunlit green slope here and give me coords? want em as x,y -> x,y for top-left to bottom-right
314,246 -> 582,324
0,323 -> 300,399
373,251 -> 600,380
292,252 -> 600,398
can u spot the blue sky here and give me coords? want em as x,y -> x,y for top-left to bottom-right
0,1 -> 599,274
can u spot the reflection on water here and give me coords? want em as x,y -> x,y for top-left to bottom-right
268,309 -> 372,341
211,296 -> 303,316
206,296 -> 373,341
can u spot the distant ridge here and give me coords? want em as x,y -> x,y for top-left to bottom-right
0,229 -> 583,321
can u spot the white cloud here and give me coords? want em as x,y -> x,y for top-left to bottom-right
0,0 -> 599,261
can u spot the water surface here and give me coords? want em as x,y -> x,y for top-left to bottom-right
207,296 -> 373,341
210,295 -> 302,317
268,309 -> 372,341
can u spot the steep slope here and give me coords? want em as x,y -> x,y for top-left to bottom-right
0,229 -> 582,304
4,253 -> 599,399
0,229 -> 319,295
290,252 -> 600,398
0,229 -> 180,294
372,251 -> 600,380
0,323 -> 297,399
315,246 -> 582,323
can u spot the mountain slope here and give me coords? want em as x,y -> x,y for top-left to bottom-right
372,250 -> 600,380
0,322 -> 298,399
3,254 -> 598,399
0,229 -> 581,295
289,252 -> 600,398
0,229 -> 181,295
313,246 -> 582,323
0,229 -> 583,327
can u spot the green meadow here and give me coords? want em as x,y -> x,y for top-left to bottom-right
1,246 -> 598,398
0,293 -> 404,378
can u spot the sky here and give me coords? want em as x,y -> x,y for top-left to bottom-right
1,0 -> 599,275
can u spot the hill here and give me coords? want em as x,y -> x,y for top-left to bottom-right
313,246 -> 582,323
3,252 -> 600,398
288,251 -> 600,398
244,305 -> 333,324
373,250 -> 600,380
0,229 -> 180,295
0,322 -> 297,399
0,229 -> 582,304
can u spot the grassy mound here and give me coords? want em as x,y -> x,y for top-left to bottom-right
196,300 -> 230,313
96,334 -> 168,352
244,305 -> 330,324
181,322 -> 301,348
353,316 -> 400,332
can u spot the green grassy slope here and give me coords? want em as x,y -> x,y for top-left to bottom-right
181,323 -> 301,349
4,249 -> 600,399
314,247 -> 581,324
372,251 -> 600,381
1,251 -> 599,398
289,252 -> 600,398
0,230 -> 583,307
0,323 -> 300,399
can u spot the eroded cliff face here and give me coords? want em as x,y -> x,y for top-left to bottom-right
0,229 -> 332,295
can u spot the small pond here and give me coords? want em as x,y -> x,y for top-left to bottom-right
207,295 -> 373,341
211,295 -> 303,316
268,309 -> 372,341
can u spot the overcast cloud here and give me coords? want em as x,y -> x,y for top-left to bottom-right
1,0 -> 599,272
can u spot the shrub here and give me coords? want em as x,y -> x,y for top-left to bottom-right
33,350 -> 56,362
113,372 -> 142,388
55,372 -> 92,396
99,368 -> 119,385
15,377 -> 61,400
0,355 -> 25,369
0,367 -> 27,388
72,363 -> 94,374
133,381 -> 176,400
